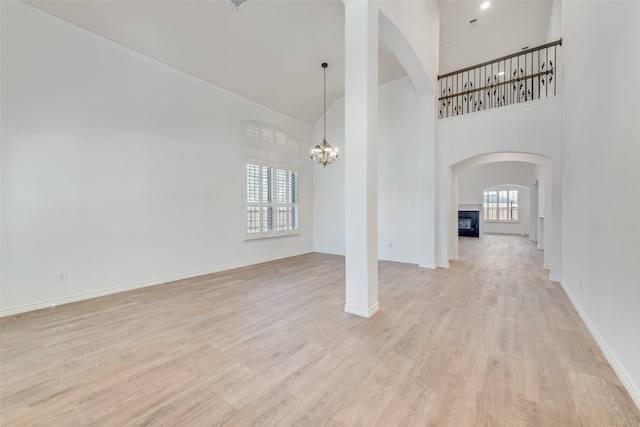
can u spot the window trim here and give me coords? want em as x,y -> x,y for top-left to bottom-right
242,121 -> 300,241
244,158 -> 299,240
483,188 -> 520,223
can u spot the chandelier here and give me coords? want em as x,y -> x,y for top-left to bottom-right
310,62 -> 340,167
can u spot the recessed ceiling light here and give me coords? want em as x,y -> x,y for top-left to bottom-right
224,0 -> 246,11
481,2 -> 491,10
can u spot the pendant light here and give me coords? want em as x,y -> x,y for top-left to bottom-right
310,62 -> 340,167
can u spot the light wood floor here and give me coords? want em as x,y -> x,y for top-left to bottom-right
1,235 -> 639,426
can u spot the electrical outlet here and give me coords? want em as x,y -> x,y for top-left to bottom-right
57,272 -> 67,282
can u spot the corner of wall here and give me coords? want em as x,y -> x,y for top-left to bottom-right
559,279 -> 640,410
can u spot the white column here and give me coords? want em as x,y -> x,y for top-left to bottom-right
450,168 -> 459,260
344,0 -> 379,318
417,95 -> 437,268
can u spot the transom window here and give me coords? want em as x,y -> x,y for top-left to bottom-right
483,189 -> 519,221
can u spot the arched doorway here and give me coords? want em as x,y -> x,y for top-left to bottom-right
449,152 -> 553,272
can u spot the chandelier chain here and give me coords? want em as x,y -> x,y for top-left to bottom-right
310,62 -> 339,167
322,62 -> 328,139
323,63 -> 327,140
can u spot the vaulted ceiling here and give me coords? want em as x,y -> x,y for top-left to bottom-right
24,0 -> 553,125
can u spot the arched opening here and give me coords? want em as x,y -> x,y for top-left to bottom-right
449,152 -> 552,269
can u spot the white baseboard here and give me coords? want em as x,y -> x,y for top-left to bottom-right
548,274 -> 562,283
560,280 -> 640,410
0,250 -> 311,317
378,255 -> 418,265
345,302 -> 380,318
313,250 -> 438,270
312,249 -> 346,256
418,262 -> 437,269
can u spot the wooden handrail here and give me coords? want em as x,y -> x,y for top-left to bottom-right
437,38 -> 562,80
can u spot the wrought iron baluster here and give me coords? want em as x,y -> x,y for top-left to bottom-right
436,39 -> 562,118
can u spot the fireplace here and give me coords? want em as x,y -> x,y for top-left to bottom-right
458,210 -> 479,237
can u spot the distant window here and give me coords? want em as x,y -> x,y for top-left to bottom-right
483,189 -> 518,221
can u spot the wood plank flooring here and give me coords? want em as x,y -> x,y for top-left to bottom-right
1,234 -> 639,426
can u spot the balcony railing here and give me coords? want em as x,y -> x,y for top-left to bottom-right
437,39 -> 562,118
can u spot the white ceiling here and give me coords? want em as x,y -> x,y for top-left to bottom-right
24,0 -> 552,125
439,0 -> 554,73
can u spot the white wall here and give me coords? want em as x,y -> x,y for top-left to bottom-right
312,99 -> 346,255
458,162 -> 534,235
532,164 -> 545,244
546,0 -> 562,43
561,0 -> 640,407
377,79 -> 422,263
534,164 -> 545,214
1,1 -> 314,315
314,77 -> 422,264
372,1 -> 440,269
376,0 -> 439,270
377,0 -> 439,91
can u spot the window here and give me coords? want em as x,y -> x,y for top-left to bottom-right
483,189 -> 518,221
243,121 -> 300,239
245,161 -> 298,237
